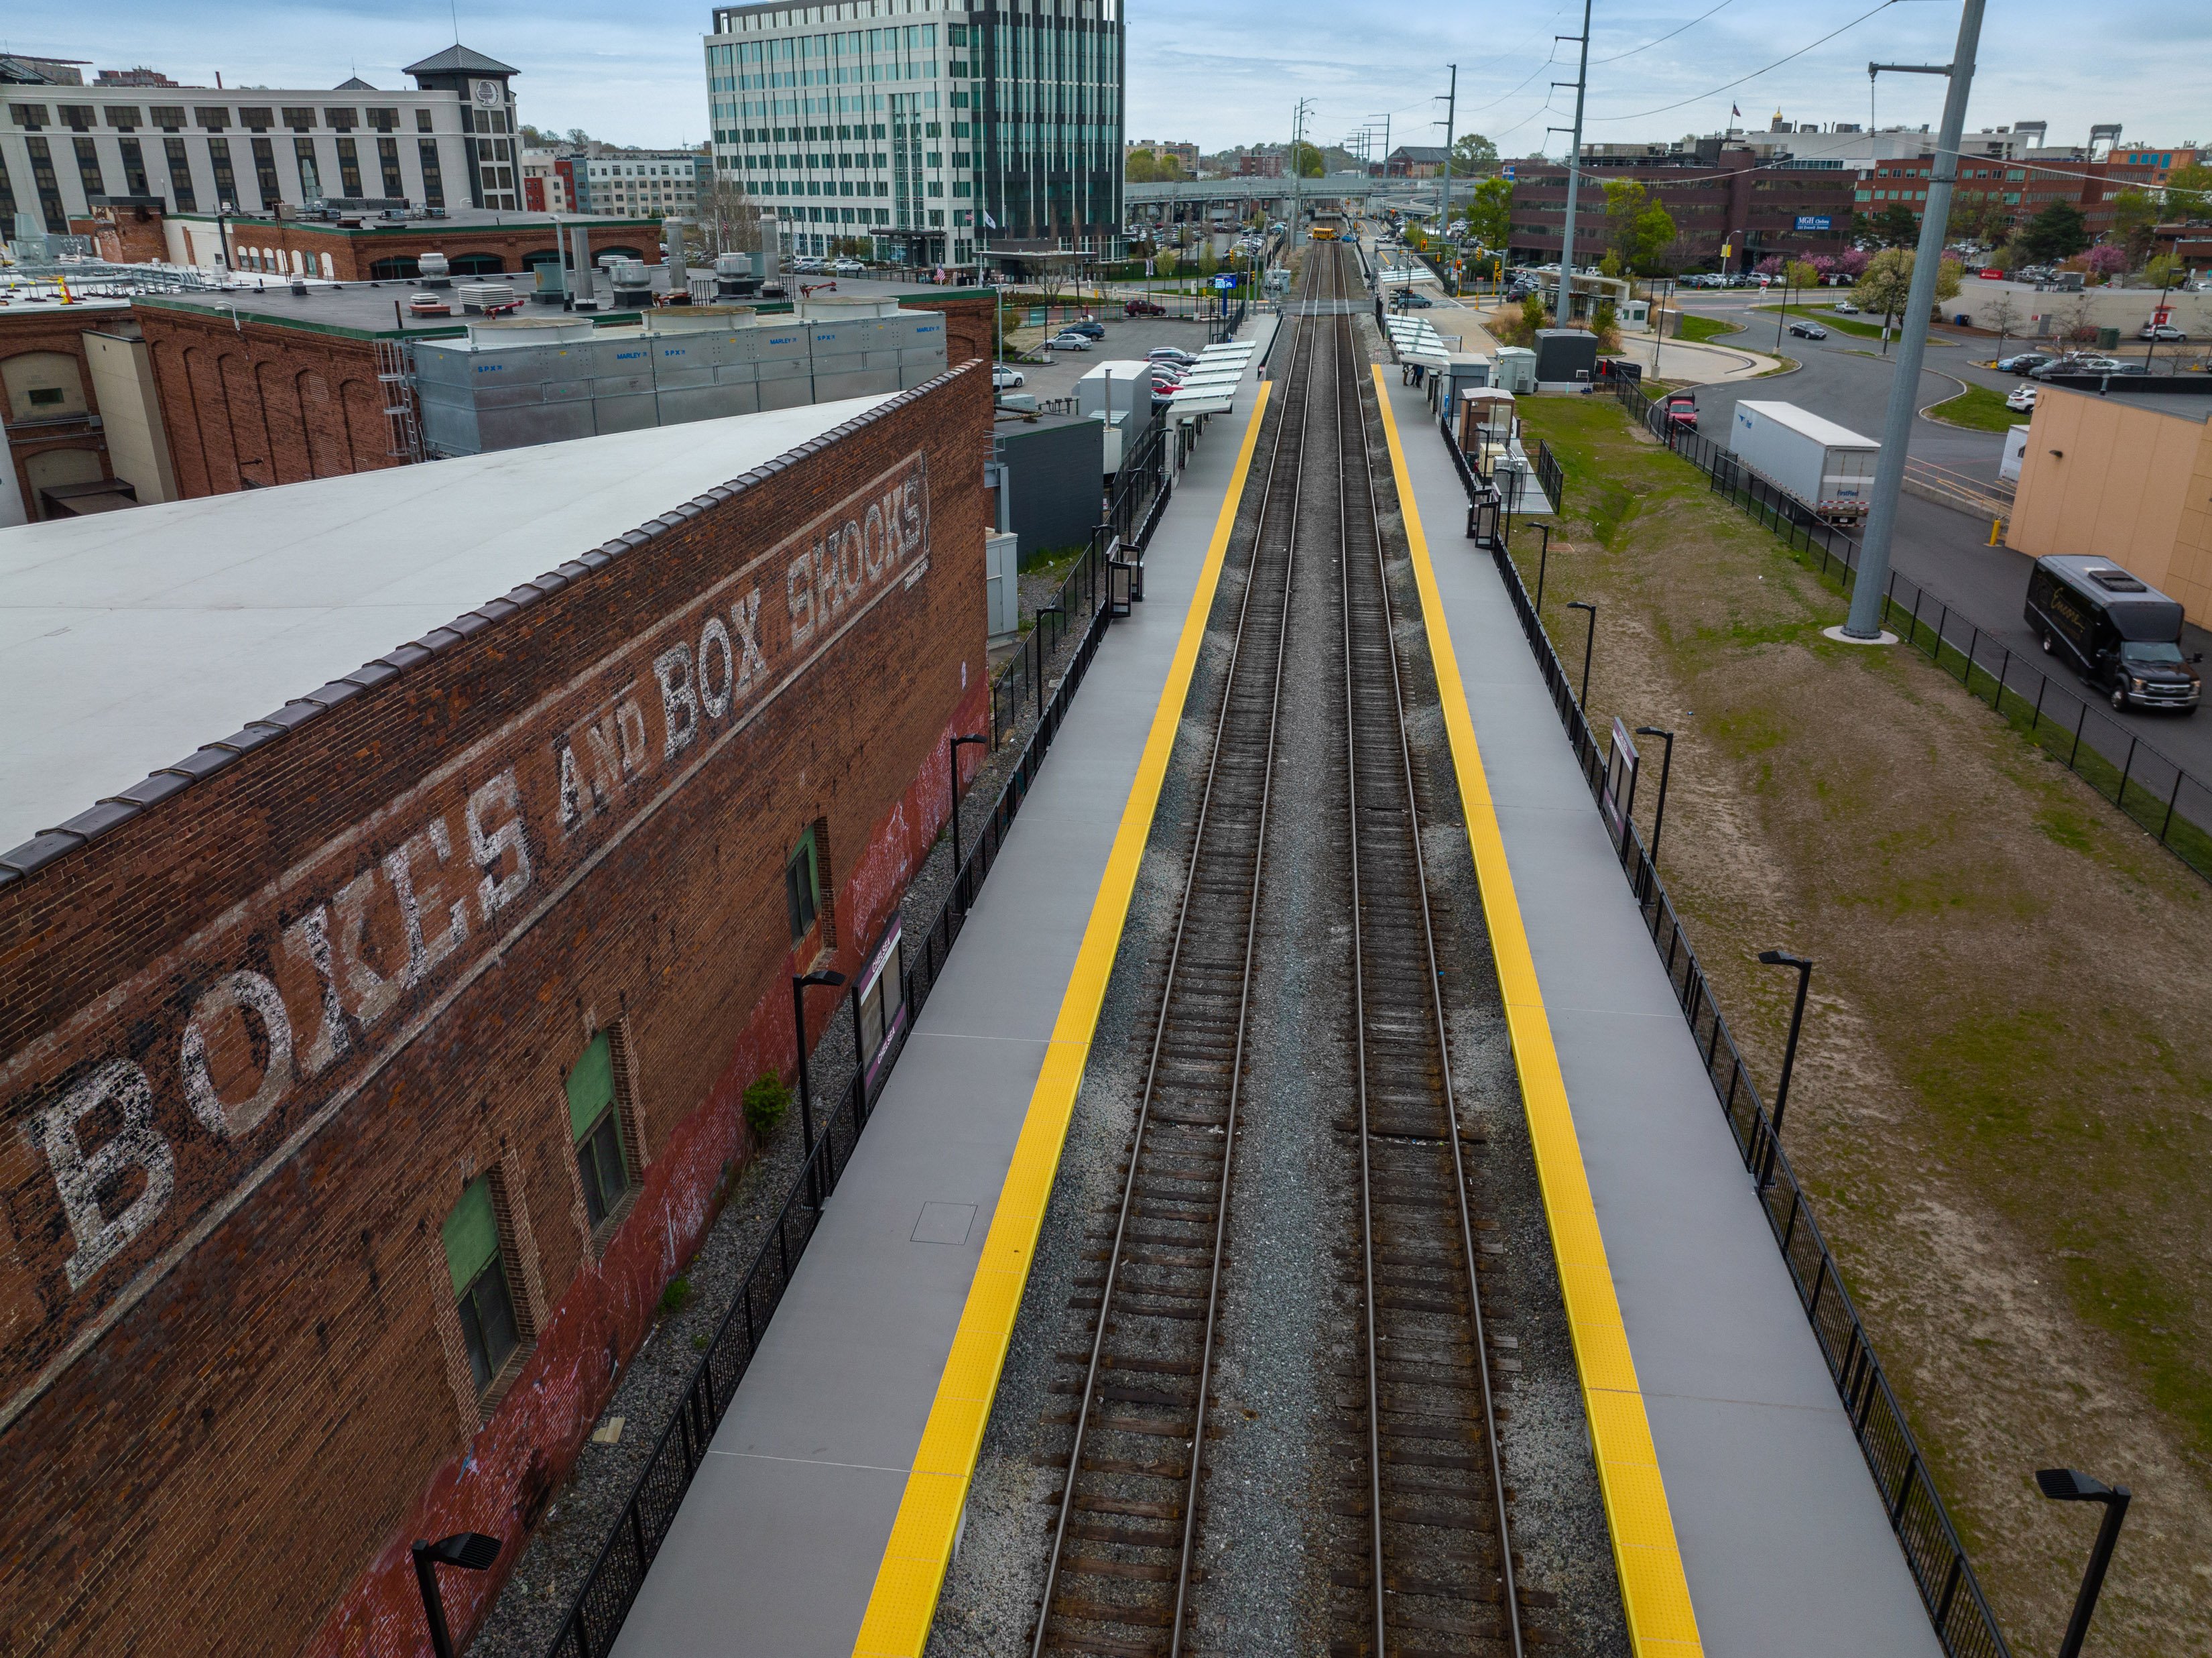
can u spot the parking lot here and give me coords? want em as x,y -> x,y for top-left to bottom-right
991,312 -> 1221,405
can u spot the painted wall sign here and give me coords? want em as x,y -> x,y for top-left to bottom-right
0,451 -> 931,1429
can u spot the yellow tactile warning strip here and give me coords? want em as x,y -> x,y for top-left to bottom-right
851,381 -> 1275,1657
1373,365 -> 1705,1657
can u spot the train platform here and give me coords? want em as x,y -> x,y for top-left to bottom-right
606,319 -> 1282,1658
1373,366 -> 1943,1658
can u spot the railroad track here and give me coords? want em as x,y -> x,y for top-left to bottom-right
1026,243 -> 1526,1657
1322,261 -> 1524,1658
1026,244 -> 1332,1658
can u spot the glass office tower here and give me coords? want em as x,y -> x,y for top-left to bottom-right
704,0 -> 1123,269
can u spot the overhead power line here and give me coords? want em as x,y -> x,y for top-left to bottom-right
1590,0 -> 1736,66
1590,0 -> 1899,123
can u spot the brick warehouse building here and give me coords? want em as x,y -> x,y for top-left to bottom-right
156,205 -> 670,284
1508,149 -> 1857,272
0,361 -> 990,1653
1,283 -> 998,512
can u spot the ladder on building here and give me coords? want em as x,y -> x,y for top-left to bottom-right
374,337 -> 425,464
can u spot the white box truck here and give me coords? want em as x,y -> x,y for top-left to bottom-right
1725,400 -> 1880,526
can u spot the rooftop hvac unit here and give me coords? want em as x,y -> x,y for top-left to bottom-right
418,250 -> 452,288
459,282 -> 517,314
609,260 -> 652,308
713,251 -> 760,300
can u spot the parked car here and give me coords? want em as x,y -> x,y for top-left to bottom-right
1148,347 -> 1199,365
1394,292 -> 1435,308
1064,318 -> 1105,339
831,257 -> 866,274
2005,383 -> 2039,412
2030,355 -> 2122,379
1046,332 -> 1093,351
2026,555 -> 2202,712
790,256 -> 827,274
1997,351 -> 2054,373
1660,389 -> 1699,431
1832,300 -> 1860,314
2141,323 -> 2189,342
1788,321 -> 1829,339
1123,298 -> 1166,316
991,365 -> 1026,390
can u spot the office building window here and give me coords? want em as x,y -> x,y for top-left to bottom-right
419,139 -> 445,207
9,103 -> 50,129
240,106 -> 273,131
118,137 -> 148,196
208,138 -> 237,211
194,106 -> 228,131
568,1030 -> 636,1233
163,137 -> 196,211
369,107 -> 400,133
105,105 -> 142,131
72,137 -> 106,201
250,137 -> 280,206
336,137 -> 362,197
417,108 -> 434,133
294,137 -> 323,200
0,150 -> 15,225
443,1176 -> 522,1395
282,106 -> 316,132
324,107 -> 358,131
150,105 -> 184,132
378,137 -> 403,198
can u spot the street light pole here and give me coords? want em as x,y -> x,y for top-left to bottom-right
412,1533 -> 501,1658
948,731 -> 986,876
1755,950 -> 1814,1186
1841,0 -> 1989,640
1566,599 -> 1598,710
1532,523 -> 1552,613
790,969 -> 849,1206
2036,1467 -> 2132,1658
1634,725 -> 1676,864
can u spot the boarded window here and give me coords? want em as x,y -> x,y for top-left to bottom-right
786,826 -> 820,942
444,1177 -> 520,1393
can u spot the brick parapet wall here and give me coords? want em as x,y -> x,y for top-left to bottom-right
0,360 -> 991,1655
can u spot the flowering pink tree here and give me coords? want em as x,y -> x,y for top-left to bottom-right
2084,243 -> 2127,281
1840,248 -> 1871,279
1754,253 -> 1786,276
1810,254 -> 1839,282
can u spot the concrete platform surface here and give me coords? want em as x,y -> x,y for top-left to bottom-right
609,318 -> 1280,1658
1381,369 -> 1943,1658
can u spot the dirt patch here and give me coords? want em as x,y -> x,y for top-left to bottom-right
1507,398 -> 2212,1657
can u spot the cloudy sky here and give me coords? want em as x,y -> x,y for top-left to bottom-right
8,0 -> 2203,157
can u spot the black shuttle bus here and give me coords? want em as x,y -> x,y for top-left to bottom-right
2025,554 -> 2202,713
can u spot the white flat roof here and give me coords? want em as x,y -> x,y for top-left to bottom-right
0,393 -> 896,853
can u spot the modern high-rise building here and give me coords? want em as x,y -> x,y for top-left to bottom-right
702,0 -> 1123,269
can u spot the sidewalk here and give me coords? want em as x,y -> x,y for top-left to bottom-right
605,319 -> 1280,1658
1377,369 -> 1943,1658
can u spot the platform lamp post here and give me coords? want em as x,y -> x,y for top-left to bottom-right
1754,950 -> 1813,1187
2037,1467 -> 2132,1658
412,1533 -> 501,1658
791,969 -> 849,1207
1634,725 -> 1676,866
948,732 -> 987,880
1531,524 -> 1552,613
1566,599 -> 1597,710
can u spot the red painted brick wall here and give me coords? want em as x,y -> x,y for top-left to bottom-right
133,303 -> 397,495
206,220 -> 665,283
0,361 -> 992,1657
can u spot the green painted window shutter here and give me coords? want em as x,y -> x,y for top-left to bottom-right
567,1031 -> 616,1142
442,1176 -> 499,1299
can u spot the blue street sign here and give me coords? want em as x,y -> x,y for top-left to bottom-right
1793,215 -> 1832,232
1503,165 -> 1516,180
1212,274 -> 1237,289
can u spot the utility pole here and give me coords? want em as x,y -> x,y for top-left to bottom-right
1842,0 -> 1987,642
1436,65 -> 1457,243
1552,0 -> 1594,333
1291,97 -> 1314,233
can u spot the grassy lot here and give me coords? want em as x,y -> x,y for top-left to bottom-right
1749,300 -> 1928,342
1509,397 -> 2212,1658
1927,381 -> 2028,431
1668,312 -> 1741,344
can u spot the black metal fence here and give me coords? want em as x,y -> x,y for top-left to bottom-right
543,533 -> 1129,1658
1441,417 -> 2015,1658
1609,379 -> 2212,885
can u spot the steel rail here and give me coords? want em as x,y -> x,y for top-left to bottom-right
1334,246 -> 1524,1657
1029,251 -> 1323,1658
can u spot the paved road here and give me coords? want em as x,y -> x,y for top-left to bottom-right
1667,292 -> 2212,778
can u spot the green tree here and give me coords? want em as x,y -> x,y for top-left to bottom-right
2162,162 -> 2212,216
2110,190 -> 2160,265
1602,178 -> 1677,274
1867,202 -> 1921,247
1852,248 -> 1963,347
1784,259 -> 1821,293
1290,140 -> 1325,179
1462,174 -> 1512,251
1449,133 -> 1499,177
2144,253 -> 2183,291
2018,199 -> 2089,262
